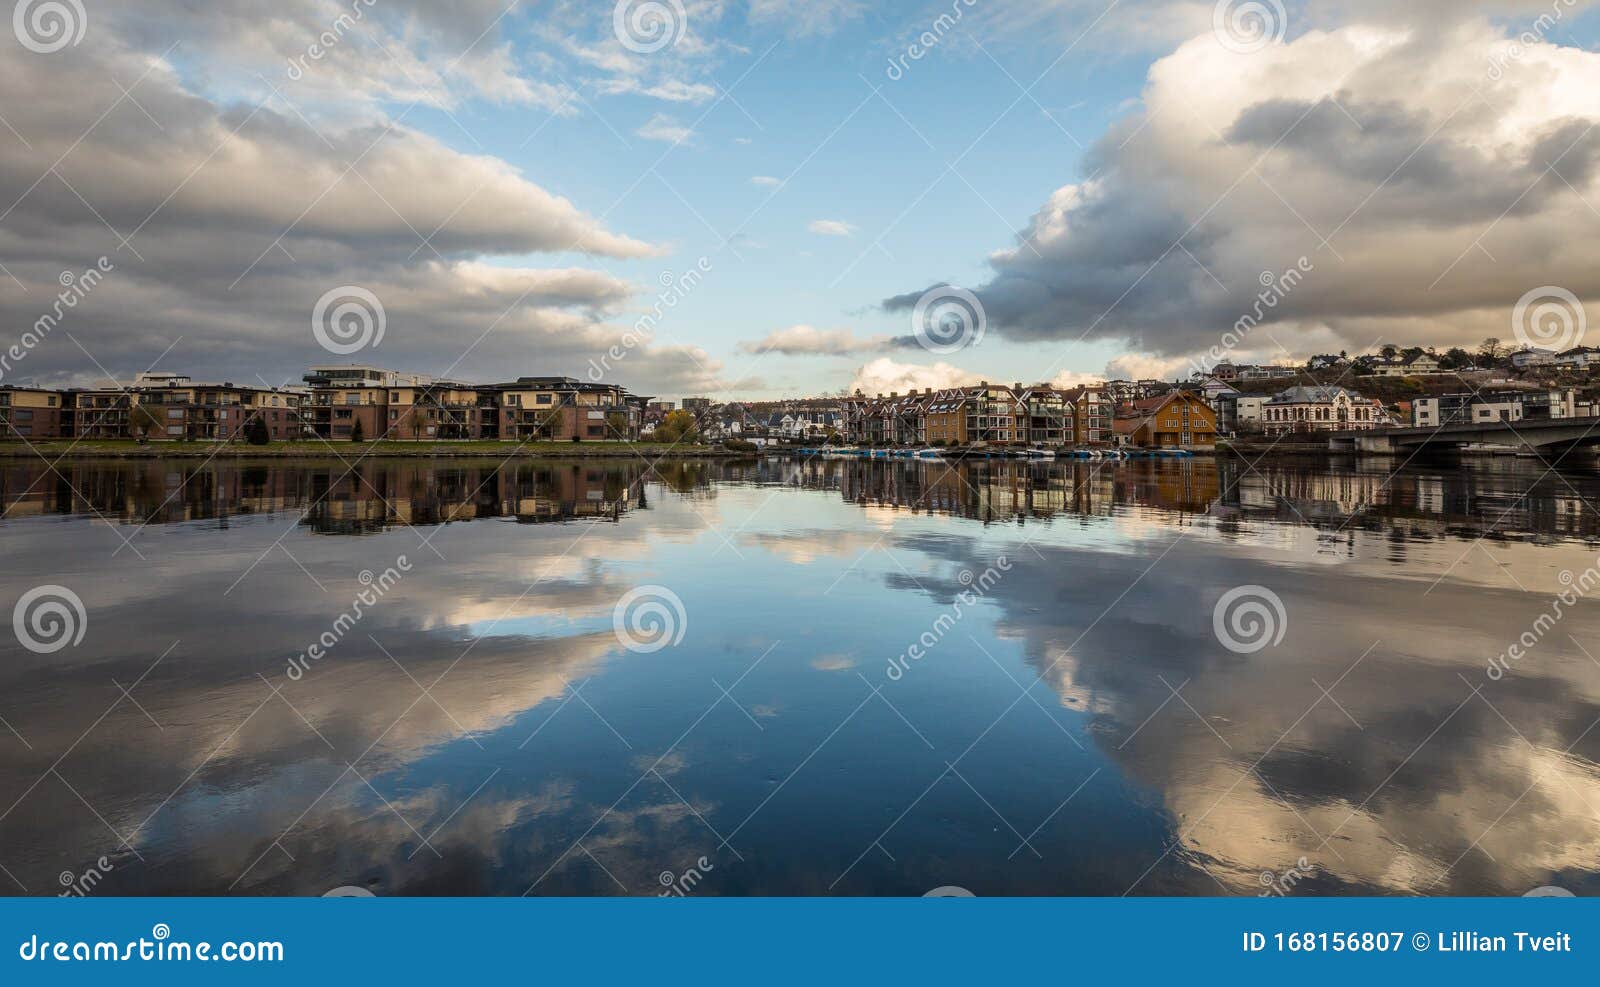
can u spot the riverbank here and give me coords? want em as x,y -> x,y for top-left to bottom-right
0,439 -> 748,460
1217,438 -> 1333,456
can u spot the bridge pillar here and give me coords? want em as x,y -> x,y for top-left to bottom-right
1355,434 -> 1397,454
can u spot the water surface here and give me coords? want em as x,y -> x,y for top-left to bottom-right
2,454 -> 1599,897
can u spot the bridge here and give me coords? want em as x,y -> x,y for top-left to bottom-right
1326,417 -> 1600,454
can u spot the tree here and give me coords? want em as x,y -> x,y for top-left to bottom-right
246,414 -> 271,446
606,411 -> 630,441
1478,337 -> 1506,365
1380,344 -> 1400,359
653,409 -> 699,444
351,417 -> 365,443
1441,347 -> 1473,370
130,403 -> 168,442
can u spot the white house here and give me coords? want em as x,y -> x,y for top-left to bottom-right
1556,347 -> 1600,370
1262,385 -> 1388,436
1511,348 -> 1557,369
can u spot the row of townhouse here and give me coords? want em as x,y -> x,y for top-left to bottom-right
1,364 -> 649,442
842,381 -> 1119,447
709,406 -> 844,443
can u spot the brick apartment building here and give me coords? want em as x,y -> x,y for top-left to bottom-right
0,386 -> 65,439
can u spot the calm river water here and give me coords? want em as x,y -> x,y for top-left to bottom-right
1,454 -> 1598,896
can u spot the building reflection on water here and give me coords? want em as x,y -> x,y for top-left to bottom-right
0,460 -> 649,533
4,455 -> 1599,543
3,452 -> 1600,897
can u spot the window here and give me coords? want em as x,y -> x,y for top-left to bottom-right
167,425 -> 182,436
536,394 -> 553,405
15,410 -> 32,421
390,392 -> 400,403
47,395 -> 57,407
167,408 -> 184,419
345,393 -> 360,406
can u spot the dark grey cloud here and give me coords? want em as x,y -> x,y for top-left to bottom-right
0,26 -> 726,396
889,8 -> 1600,360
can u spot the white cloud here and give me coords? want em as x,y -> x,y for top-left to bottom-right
597,77 -> 717,103
889,11 -> 1600,360
1101,354 -> 1193,381
807,219 -> 856,237
750,175 -> 782,186
738,325 -> 893,355
636,112 -> 695,143
747,0 -> 866,36
848,357 -> 979,395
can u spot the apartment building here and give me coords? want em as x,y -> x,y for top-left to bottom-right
61,387 -> 133,439
301,365 -> 432,440
1019,385 -> 1071,447
1413,388 -> 1578,428
1214,392 -> 1269,434
129,373 -> 307,442
382,381 -> 499,440
497,377 -> 645,442
1060,385 -> 1113,446
0,386 -> 66,439
963,382 -> 1026,446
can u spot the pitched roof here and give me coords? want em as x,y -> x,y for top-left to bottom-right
1267,385 -> 1364,405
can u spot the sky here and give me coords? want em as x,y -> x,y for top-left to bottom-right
1,0 -> 1599,401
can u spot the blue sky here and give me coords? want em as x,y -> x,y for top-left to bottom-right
429,3 -> 1154,397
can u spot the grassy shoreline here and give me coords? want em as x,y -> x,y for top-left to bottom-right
0,439 -> 748,460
